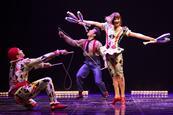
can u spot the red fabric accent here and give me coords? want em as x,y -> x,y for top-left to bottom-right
8,47 -> 19,60
8,81 -> 29,96
112,97 -> 122,104
115,28 -> 123,46
111,45 -> 116,49
15,81 -> 29,89
51,103 -> 67,110
83,40 -> 88,50
105,29 -> 108,48
93,40 -> 97,53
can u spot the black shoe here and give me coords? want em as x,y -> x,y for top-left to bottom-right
76,94 -> 83,99
76,91 -> 83,99
102,91 -> 109,99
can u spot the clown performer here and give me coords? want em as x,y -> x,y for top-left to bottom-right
8,47 -> 70,110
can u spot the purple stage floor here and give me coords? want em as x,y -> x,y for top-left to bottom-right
0,93 -> 173,115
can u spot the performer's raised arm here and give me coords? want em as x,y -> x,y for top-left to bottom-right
26,49 -> 68,68
81,20 -> 104,29
33,62 -> 52,69
128,31 -> 156,42
58,31 -> 84,47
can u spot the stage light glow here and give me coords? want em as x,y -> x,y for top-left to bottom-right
0,91 -> 89,98
55,91 -> 88,98
0,92 -> 8,97
131,90 -> 168,98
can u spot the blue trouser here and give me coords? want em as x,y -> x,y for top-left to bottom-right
76,57 -> 107,95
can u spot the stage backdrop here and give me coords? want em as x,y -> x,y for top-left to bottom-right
1,0 -> 173,93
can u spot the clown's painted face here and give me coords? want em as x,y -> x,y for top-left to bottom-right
17,49 -> 25,59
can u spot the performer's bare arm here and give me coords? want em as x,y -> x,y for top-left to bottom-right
58,31 -> 85,47
82,20 -> 156,42
26,49 -> 68,67
80,20 -> 104,29
128,31 -> 156,41
34,62 -> 52,69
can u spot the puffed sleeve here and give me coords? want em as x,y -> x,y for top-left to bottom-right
123,26 -> 131,37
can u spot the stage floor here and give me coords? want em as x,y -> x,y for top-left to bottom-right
0,93 -> 173,115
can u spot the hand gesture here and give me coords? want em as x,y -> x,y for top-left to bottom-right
78,20 -> 86,26
59,49 -> 69,55
65,11 -> 89,32
143,33 -> 170,45
58,31 -> 65,38
43,63 -> 52,68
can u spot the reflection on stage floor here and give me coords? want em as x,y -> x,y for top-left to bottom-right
0,93 -> 173,115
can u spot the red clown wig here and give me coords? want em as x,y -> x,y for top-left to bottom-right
8,47 -> 19,61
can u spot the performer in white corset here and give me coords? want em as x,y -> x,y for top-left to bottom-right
78,12 -> 158,105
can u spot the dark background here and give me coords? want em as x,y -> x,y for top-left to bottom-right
1,0 -> 173,93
